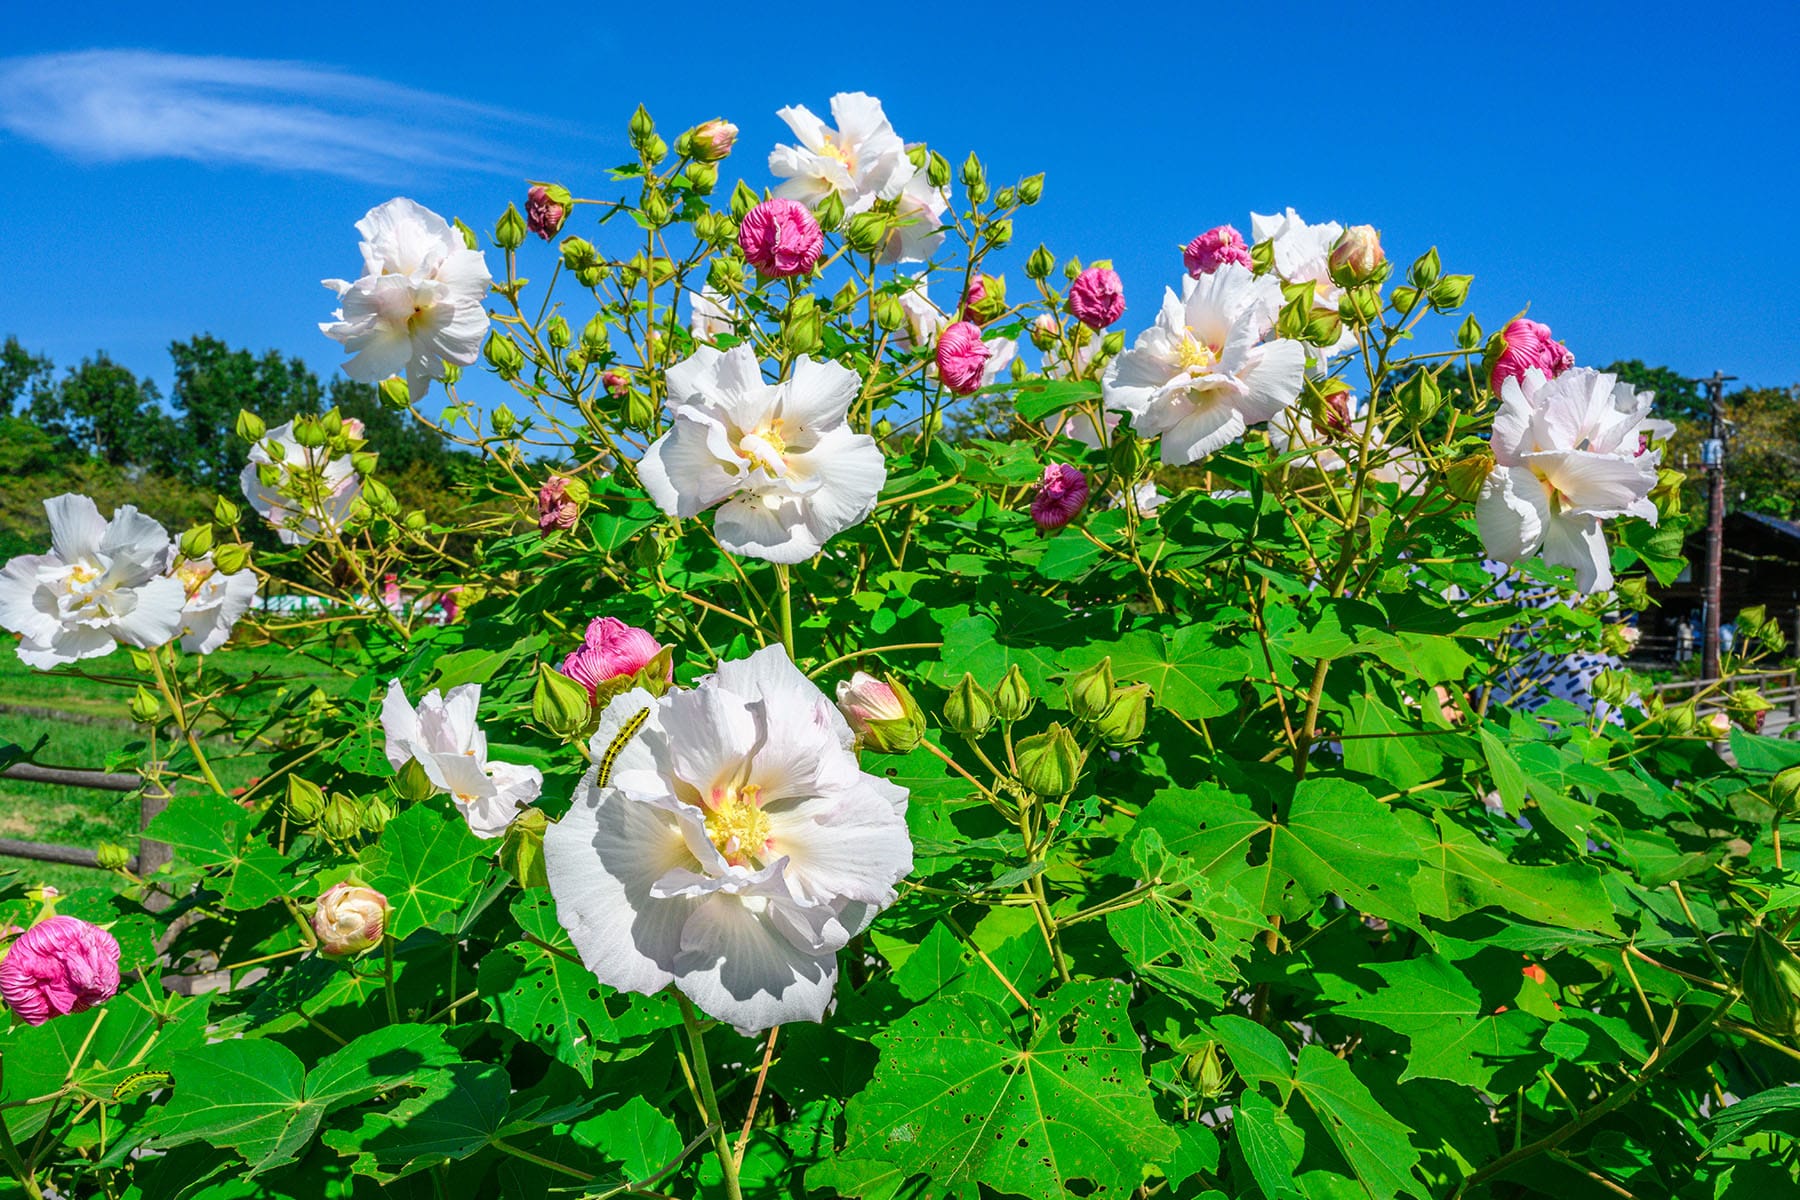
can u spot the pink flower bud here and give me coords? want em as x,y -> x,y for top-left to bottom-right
1068,266 -> 1125,330
936,322 -> 990,396
1183,225 -> 1251,277
961,274 -> 1006,326
601,369 -> 631,398
1319,383 -> 1354,437
1490,318 -> 1576,393
692,119 -> 738,162
527,185 -> 569,240
342,417 -> 366,439
1328,225 -> 1384,283
313,883 -> 389,957
738,199 -> 823,278
562,617 -> 670,700
1031,463 -> 1090,532
0,916 -> 121,1026
538,475 -> 581,533
835,672 -> 925,754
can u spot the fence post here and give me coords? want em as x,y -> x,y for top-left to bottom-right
138,767 -> 173,911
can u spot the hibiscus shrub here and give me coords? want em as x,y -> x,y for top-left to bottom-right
4,93 -> 1800,1200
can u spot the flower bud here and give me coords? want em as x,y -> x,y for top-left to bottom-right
212,542 -> 250,575
1100,331 -> 1125,357
129,685 -> 160,724
1068,266 -> 1125,331
541,313 -> 572,351
1772,766 -> 1800,815
1029,314 -> 1061,352
1025,244 -> 1056,281
1591,668 -> 1633,708
404,510 -> 427,531
962,273 -> 1007,326
688,118 -> 737,162
526,184 -> 571,240
1730,688 -> 1775,734
1410,247 -> 1441,288
453,217 -> 479,251
936,322 -> 990,396
95,842 -> 132,872
1015,724 -> 1084,797
987,219 -> 1013,248
1018,173 -> 1045,205
783,306 -> 823,356
491,405 -> 516,438
1443,452 -> 1494,503
994,187 -> 1016,209
836,672 -> 926,754
683,161 -> 718,193
944,673 -> 996,737
484,332 -> 525,381
320,793 -> 362,842
846,210 -> 890,254
1109,432 -> 1148,482
372,376 -> 408,409
1398,370 -> 1444,425
534,662 -> 595,742
360,794 -> 396,835
212,496 -> 241,526
1704,711 -> 1731,740
1390,285 -> 1420,314
1097,684 -> 1152,748
235,409 -> 266,443
740,199 -> 823,277
501,807 -> 550,889
1181,1041 -> 1231,1099
924,150 -> 952,189
1457,314 -> 1484,350
177,524 -> 214,560
993,664 -> 1035,722
313,883 -> 389,957
1067,657 -> 1115,722
874,294 -> 905,332
286,775 -> 326,824
1429,275 -> 1473,311
390,757 -> 435,804
1031,463 -> 1089,532
495,203 -> 527,251
1338,284 -> 1383,327
601,369 -> 631,399
363,477 -> 398,515
729,180 -> 760,221
627,104 -> 656,149
623,387 -> 657,431
1303,312 -> 1344,348
1615,576 -> 1649,611
1743,925 -> 1800,1038
1329,225 -> 1385,287
814,190 -> 846,234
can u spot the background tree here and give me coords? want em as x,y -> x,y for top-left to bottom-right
28,353 -> 167,467
167,335 -> 324,491
1605,358 -> 1705,424
0,336 -> 54,416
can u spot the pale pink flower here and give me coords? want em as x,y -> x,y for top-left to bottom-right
936,322 -> 989,395
739,199 -> 823,278
1184,225 -> 1251,277
1068,266 -> 1125,330
313,883 -> 389,957
692,119 -> 738,161
601,370 -> 630,398
562,617 -> 669,700
1490,318 -> 1575,393
1032,464 -> 1090,531
527,186 -> 567,240
0,916 -> 120,1026
538,476 -> 580,533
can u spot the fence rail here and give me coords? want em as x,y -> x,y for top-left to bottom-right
0,759 -> 171,878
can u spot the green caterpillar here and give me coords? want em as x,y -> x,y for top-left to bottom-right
111,1070 -> 173,1102
596,707 -> 650,787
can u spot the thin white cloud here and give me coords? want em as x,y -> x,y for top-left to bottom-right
0,49 -> 534,181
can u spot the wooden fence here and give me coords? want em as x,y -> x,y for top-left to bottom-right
0,760 -> 171,877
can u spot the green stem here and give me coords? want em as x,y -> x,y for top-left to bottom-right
148,651 -> 226,796
381,935 -> 399,1025
0,1107 -> 43,1200
775,565 -> 795,660
491,1138 -> 594,1182
678,996 -> 743,1200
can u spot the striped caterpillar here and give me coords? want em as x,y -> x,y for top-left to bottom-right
596,707 -> 650,787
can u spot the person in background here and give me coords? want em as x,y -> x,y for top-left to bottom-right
1721,621 -> 1737,656
1675,617 -> 1694,664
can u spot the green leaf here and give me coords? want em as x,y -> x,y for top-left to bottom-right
1015,378 -> 1102,422
1330,956 -> 1540,1090
1289,1046 -> 1427,1200
1063,627 -> 1249,721
1232,1092 -> 1306,1200
358,803 -> 489,938
1405,811 -> 1620,935
1704,1086 -> 1800,1149
1479,726 -> 1527,815
1340,691 -> 1444,789
1730,728 -> 1800,774
1105,829 -> 1263,1007
813,981 -> 1176,1199
322,1062 -> 511,1178
569,1094 -> 683,1181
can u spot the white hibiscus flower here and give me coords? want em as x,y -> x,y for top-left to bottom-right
0,495 -> 185,668
877,169 -> 949,265
1250,207 -> 1360,363
1102,263 -> 1307,464
239,420 -> 363,546
687,285 -> 735,342
544,644 -> 912,1032
170,555 -> 259,655
381,681 -> 544,839
639,345 -> 887,564
320,198 -> 492,401
769,92 -> 915,215
1476,367 -> 1666,594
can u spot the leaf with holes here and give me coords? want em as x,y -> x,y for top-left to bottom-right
810,981 -> 1175,1200
1105,829 -> 1264,1007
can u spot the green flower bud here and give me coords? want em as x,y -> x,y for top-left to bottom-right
987,219 -> 1013,248
286,775 -> 326,824
641,190 -> 673,227
1025,244 -> 1055,281
1730,688 -> 1775,733
1250,239 -> 1276,274
1615,575 -> 1649,611
1096,683 -> 1152,747
815,190 -> 846,234
944,673 -> 996,737
627,104 -> 656,150
1457,313 -> 1484,350
642,134 -> 668,164
1444,452 -> 1494,503
1180,1041 -> 1231,1099
495,203 -> 527,251
1337,284 -> 1383,327
1018,173 -> 1045,205
320,793 -> 361,842
212,543 -> 250,575
836,673 -> 927,755
1771,766 -> 1800,815
1067,657 -> 1115,722
1743,925 -> 1800,1038
906,143 -> 929,171
256,462 -> 282,488
993,663 -> 1035,722
831,280 -> 860,314
783,306 -> 823,356
927,151 -> 952,189
377,377 -> 411,409
875,294 -> 905,332
129,685 -> 161,725
404,510 -> 428,532
484,332 -> 525,381
534,663 -> 594,743
213,496 -> 241,525
560,235 -> 599,271
684,161 -> 718,193
579,313 -> 611,356
1591,667 -> 1633,707
994,186 -> 1016,209
95,842 -> 132,872
235,409 -> 266,443
707,254 -> 745,295
360,793 -> 396,835
729,180 -> 760,221
1109,433 -> 1148,483
392,756 -> 435,803
321,409 -> 343,438
1014,724 -> 1085,797
623,387 -> 657,431
1100,331 -> 1125,357
1429,274 -> 1473,311
364,477 -> 398,515
960,152 -> 985,190
1390,285 -> 1420,313
545,314 -> 572,350
501,807 -> 550,889
847,210 -> 889,254
178,524 -> 214,560
1398,370 -> 1444,425
1303,312 -> 1343,348
1410,247 -> 1441,288
348,451 -> 376,478
492,405 -> 516,437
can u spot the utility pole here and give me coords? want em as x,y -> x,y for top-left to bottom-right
1695,370 -> 1736,680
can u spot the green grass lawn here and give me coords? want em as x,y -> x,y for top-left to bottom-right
0,641 -> 343,894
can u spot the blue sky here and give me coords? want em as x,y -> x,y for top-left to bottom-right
3,0 -> 1797,411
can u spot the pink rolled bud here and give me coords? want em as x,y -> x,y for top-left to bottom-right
1068,266 -> 1125,330
1328,224 -> 1384,284
936,322 -> 990,396
1490,318 -> 1575,393
961,274 -> 1006,326
562,617 -> 670,701
537,475 -> 582,533
691,119 -> 738,162
313,883 -> 389,957
738,199 -> 823,278
1031,463 -> 1090,532
527,185 -> 570,240
0,916 -> 121,1026
1183,225 -> 1251,277
835,672 -> 926,754
601,369 -> 631,399
1319,382 -> 1354,437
